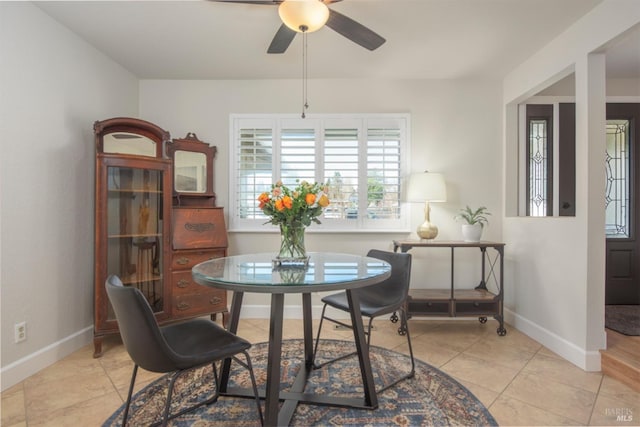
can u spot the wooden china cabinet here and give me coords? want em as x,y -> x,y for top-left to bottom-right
93,118 -> 228,357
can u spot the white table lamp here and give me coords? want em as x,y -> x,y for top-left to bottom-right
407,172 -> 447,240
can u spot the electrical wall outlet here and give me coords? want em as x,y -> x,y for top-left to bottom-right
14,321 -> 26,343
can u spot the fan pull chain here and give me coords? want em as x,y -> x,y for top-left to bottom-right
301,29 -> 309,119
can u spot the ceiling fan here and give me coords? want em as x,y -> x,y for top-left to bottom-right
211,0 -> 386,54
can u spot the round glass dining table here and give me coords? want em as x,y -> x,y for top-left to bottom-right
192,252 -> 391,427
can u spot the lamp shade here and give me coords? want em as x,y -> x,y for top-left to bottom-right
407,172 -> 447,202
278,0 -> 330,33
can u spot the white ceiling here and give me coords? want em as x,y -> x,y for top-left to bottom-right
35,0 -> 639,81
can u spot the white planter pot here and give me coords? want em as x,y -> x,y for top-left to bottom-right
461,224 -> 483,242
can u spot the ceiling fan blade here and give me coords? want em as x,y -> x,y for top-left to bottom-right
326,9 -> 385,51
267,24 -> 297,54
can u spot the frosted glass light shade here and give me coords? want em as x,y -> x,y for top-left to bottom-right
278,0 -> 330,33
407,172 -> 447,203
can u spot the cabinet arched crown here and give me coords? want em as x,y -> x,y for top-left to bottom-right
94,117 -> 170,158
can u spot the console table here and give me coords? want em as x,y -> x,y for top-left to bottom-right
393,240 -> 506,336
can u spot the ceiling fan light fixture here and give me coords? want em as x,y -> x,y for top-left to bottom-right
278,0 -> 330,33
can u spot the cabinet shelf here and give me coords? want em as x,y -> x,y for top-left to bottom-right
119,273 -> 163,285
107,233 -> 162,239
108,188 -> 163,194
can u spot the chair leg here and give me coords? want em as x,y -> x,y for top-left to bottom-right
401,307 -> 416,378
122,364 -> 138,427
366,317 -> 374,347
311,303 -> 328,366
232,352 -> 264,426
161,372 -> 180,426
313,304 -> 378,369
376,308 -> 416,394
148,364 -> 222,427
212,361 -> 221,401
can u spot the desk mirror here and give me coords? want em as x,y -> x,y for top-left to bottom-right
167,133 -> 216,204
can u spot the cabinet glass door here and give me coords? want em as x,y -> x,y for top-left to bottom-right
106,166 -> 165,318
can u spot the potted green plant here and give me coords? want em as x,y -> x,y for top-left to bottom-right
455,206 -> 490,242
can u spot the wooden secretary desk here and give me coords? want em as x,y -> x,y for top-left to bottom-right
93,118 -> 228,357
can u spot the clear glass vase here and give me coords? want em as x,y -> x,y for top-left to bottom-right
275,223 -> 308,266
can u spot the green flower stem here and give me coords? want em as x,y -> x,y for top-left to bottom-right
277,223 -> 307,262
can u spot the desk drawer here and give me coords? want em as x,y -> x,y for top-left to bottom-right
171,249 -> 225,270
454,300 -> 499,315
407,299 -> 451,315
172,290 -> 226,317
172,271 -> 208,295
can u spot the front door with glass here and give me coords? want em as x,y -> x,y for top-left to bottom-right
606,103 -> 640,304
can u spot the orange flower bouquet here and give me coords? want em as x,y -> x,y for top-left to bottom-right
258,180 -> 330,264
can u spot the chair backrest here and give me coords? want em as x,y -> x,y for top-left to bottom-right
364,249 -> 412,308
105,275 -> 178,373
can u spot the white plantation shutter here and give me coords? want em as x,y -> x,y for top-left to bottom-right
236,126 -> 273,220
367,127 -> 402,220
323,127 -> 359,220
281,128 -> 316,187
230,114 -> 409,231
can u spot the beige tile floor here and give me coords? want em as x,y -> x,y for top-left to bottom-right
2,318 -> 639,426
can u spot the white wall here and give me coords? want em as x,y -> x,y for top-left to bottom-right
139,78 -> 503,313
0,2 -> 139,390
502,0 -> 640,371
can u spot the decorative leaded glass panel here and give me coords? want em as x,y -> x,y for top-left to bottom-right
529,119 -> 548,217
605,120 -> 630,238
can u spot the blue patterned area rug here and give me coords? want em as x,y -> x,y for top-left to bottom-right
103,339 -> 497,426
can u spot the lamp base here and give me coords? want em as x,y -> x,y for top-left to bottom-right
417,222 -> 438,240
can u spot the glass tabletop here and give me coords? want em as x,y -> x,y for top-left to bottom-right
192,252 -> 391,294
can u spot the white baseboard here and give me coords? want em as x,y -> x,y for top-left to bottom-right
1,326 -> 93,392
504,308 -> 601,371
2,307 -> 602,392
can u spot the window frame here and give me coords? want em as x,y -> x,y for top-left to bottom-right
228,113 -> 411,233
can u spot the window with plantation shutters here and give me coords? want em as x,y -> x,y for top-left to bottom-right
229,114 -> 410,232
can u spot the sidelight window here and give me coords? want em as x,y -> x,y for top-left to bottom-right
605,120 -> 630,238
526,105 -> 554,217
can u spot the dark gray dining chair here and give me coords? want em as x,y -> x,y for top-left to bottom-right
312,249 -> 415,392
105,275 -> 263,426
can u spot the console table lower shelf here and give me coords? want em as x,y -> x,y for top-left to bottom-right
405,288 -> 506,335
